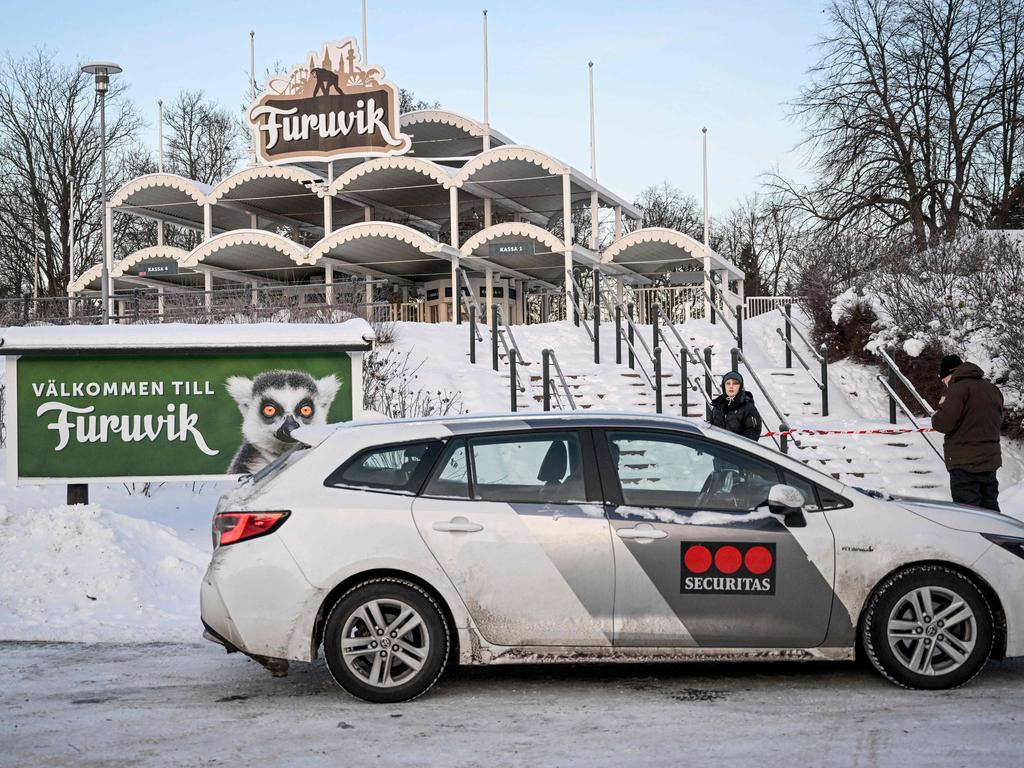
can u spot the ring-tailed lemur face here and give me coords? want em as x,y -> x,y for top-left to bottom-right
226,370 -> 340,457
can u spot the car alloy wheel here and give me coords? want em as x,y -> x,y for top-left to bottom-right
863,565 -> 993,690
886,586 -> 977,676
340,597 -> 431,688
324,578 -> 449,703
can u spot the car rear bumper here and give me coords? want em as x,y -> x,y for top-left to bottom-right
200,534 -> 320,661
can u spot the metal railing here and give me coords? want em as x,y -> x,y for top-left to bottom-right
614,302 -> 658,393
878,345 -> 935,421
745,295 -> 803,319
566,271 -> 596,343
875,373 -> 943,460
650,303 -> 723,413
541,348 -> 577,411
732,346 -> 797,454
776,306 -> 829,416
2,284 -> 411,327
496,304 -> 530,366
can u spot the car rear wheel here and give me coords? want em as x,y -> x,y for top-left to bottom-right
862,565 -> 993,689
323,578 -> 450,703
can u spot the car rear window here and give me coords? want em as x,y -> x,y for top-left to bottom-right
325,440 -> 443,494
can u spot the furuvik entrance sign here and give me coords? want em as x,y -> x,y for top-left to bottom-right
248,38 -> 412,164
2,322 -> 373,485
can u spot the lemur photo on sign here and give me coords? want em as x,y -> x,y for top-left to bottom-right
6,351 -> 356,483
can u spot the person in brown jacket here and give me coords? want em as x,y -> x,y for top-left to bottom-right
930,355 -> 1004,511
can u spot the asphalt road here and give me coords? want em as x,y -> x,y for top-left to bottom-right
1,642 -> 1022,767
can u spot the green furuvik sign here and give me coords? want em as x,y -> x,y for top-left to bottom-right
12,351 -> 354,481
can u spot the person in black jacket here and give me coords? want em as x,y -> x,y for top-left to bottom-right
709,371 -> 763,441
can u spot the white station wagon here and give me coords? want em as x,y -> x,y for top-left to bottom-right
200,413 -> 1024,702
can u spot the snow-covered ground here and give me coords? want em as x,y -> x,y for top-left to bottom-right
1,317 -> 1023,646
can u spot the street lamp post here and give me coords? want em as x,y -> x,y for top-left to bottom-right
81,61 -> 122,325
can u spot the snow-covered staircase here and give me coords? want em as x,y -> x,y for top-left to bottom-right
388,313 -> 951,499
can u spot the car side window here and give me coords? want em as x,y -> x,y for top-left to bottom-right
325,440 -> 442,494
421,440 -> 470,499
817,485 -> 852,510
469,432 -> 586,504
606,431 -> 779,511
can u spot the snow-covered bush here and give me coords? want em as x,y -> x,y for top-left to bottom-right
811,231 -> 1024,427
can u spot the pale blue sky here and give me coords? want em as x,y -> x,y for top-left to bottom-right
2,0 -> 827,215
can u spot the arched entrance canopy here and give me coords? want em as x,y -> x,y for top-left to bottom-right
108,173 -> 251,232
181,230 -> 316,283
460,222 -> 647,285
308,222 -> 457,283
329,157 -> 457,227
400,109 -> 513,163
452,145 -> 641,226
601,227 -> 744,282
207,165 -> 347,228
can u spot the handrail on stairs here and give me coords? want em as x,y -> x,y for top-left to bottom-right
614,301 -> 658,393
496,304 -> 531,366
542,348 -> 578,411
776,305 -> 830,417
732,346 -> 798,453
566,270 -> 596,343
874,373 -> 944,461
878,345 -> 935,419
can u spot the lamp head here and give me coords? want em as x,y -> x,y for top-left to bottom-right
81,62 -> 122,93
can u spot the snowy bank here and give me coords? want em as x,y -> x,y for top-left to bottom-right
0,501 -> 209,642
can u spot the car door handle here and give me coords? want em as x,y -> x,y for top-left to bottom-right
616,524 -> 668,540
432,516 -> 483,533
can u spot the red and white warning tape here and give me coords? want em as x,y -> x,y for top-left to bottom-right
762,426 -> 937,438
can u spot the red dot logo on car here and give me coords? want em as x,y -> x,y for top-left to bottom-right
714,545 -> 743,574
683,544 -> 713,574
744,545 -> 773,575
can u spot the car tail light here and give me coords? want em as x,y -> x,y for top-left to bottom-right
214,511 -> 290,547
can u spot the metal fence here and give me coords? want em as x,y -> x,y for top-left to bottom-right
744,295 -> 804,319
0,285 -> 426,327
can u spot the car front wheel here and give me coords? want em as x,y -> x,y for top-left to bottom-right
862,565 -> 993,689
323,578 -> 450,703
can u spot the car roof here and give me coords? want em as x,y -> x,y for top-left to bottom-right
294,410 -> 703,446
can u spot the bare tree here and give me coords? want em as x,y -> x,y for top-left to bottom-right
0,49 -> 142,296
165,90 -> 245,185
773,0 -> 1024,250
399,88 -> 440,113
632,181 -> 706,241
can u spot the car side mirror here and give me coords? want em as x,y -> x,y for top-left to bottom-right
767,484 -> 807,527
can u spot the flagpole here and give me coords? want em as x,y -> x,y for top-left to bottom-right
482,9 -> 490,150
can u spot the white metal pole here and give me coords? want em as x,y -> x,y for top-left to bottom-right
68,181 -> 76,286
482,9 -> 490,151
449,186 -> 459,322
562,173 -> 572,312
702,127 -> 711,319
702,126 -> 709,246
588,62 -> 599,253
100,86 -> 110,322
249,31 -> 257,167
588,62 -> 597,179
33,222 -> 39,300
362,0 -> 368,62
157,99 -> 164,173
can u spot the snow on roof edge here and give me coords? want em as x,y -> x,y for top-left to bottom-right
0,320 -> 375,352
